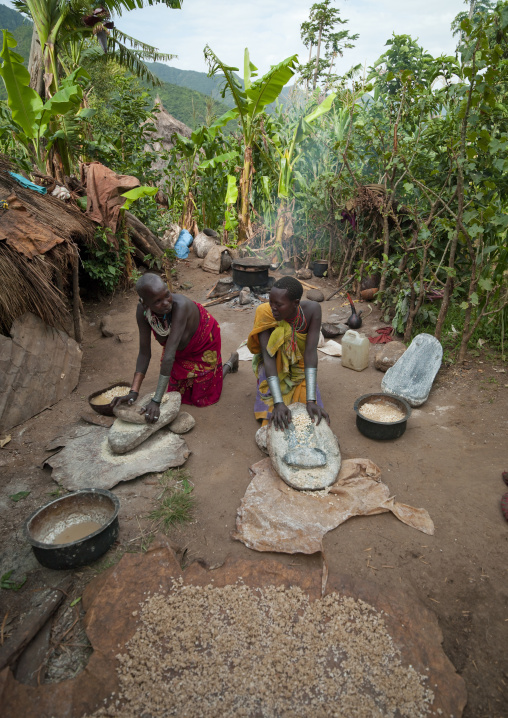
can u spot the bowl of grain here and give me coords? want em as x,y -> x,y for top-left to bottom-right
354,393 -> 411,440
88,382 -> 132,416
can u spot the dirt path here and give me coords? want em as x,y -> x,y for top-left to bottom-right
1,256 -> 507,716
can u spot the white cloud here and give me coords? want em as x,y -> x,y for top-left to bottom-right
114,0 -> 466,76
1,0 -> 467,76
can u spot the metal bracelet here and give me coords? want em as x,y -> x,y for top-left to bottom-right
153,374 -> 170,404
267,375 -> 283,405
305,367 -> 317,402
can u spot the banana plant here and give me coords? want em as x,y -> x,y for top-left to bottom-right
171,109 -> 238,230
204,46 -> 298,243
272,91 -> 337,244
0,31 -> 90,173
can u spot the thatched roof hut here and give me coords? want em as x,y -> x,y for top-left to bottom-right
147,98 -> 192,183
0,155 -> 96,339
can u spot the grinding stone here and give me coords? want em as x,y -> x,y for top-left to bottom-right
109,392 -> 181,454
381,333 -> 442,407
267,402 -> 341,490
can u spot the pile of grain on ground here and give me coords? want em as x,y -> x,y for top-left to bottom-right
91,583 -> 434,718
91,386 -> 129,405
359,402 -> 406,423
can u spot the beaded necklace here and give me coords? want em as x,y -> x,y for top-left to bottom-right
145,307 -> 171,337
286,305 -> 307,352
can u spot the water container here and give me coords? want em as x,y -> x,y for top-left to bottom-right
341,330 -> 370,371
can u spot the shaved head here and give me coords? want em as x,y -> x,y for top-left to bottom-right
136,273 -> 167,299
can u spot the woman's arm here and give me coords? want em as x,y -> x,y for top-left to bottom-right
111,304 -> 152,408
303,303 -> 330,426
259,329 -> 292,431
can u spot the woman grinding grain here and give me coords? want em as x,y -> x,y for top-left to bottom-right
247,276 -> 329,430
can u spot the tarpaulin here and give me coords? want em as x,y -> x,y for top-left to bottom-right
233,457 -> 434,554
82,162 -> 140,236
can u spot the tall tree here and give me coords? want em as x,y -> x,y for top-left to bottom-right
298,1 -> 358,90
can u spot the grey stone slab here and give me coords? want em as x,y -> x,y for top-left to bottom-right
374,341 -> 407,372
381,333 -> 442,407
0,313 -> 81,433
46,426 -> 189,491
267,402 -> 341,490
109,391 -> 181,453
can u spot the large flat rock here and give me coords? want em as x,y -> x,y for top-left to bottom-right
267,402 -> 341,490
381,333 -> 442,406
0,313 -> 81,433
45,425 -> 189,491
109,391 -> 181,454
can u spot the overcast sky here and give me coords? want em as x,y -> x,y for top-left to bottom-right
3,0 -> 468,76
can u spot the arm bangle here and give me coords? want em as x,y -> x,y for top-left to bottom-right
305,367 -> 317,402
153,374 -> 170,404
266,375 -> 283,405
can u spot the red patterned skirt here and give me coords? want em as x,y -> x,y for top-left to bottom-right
161,302 -> 223,407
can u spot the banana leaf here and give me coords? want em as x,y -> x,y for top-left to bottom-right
0,31 -> 42,139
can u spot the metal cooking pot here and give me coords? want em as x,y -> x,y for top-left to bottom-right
232,258 -> 270,288
25,489 -> 120,570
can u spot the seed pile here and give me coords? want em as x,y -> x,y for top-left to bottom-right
91,582 -> 434,718
359,402 -> 406,423
91,386 -> 129,405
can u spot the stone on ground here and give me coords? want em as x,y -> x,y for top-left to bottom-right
255,425 -> 268,454
381,333 -> 442,406
267,402 -> 341,490
306,289 -> 324,302
374,341 -> 407,371
239,287 -> 252,305
100,310 -> 133,341
169,412 -> 195,434
46,425 -> 189,491
109,391 -> 181,453
296,268 -> 313,280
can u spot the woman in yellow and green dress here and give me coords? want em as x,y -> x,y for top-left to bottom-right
247,276 -> 329,430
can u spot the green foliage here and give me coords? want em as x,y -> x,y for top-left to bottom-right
1,570 -> 27,591
81,226 -> 131,293
9,490 -> 30,502
149,469 -> 195,530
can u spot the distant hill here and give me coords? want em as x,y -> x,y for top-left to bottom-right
0,4 -> 33,100
144,81 -> 232,129
145,62 -> 236,107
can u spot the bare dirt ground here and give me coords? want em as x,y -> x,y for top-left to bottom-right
0,255 -> 507,717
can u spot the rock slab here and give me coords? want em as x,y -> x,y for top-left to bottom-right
267,402 -> 341,490
46,425 -> 189,491
306,289 -> 324,302
109,391 -> 181,453
374,341 -> 407,372
0,313 -> 81,433
381,333 -> 442,406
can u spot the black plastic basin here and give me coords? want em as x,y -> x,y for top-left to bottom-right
354,393 -> 411,440
25,489 -> 120,570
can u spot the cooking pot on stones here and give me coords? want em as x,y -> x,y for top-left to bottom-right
25,489 -> 120,570
232,258 -> 270,287
312,260 -> 328,278
354,393 -> 411,440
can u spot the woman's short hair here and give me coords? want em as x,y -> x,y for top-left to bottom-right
272,276 -> 304,301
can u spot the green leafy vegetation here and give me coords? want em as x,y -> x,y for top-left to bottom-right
149,469 -> 195,530
1,569 -> 27,591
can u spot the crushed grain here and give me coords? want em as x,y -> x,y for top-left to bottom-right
359,401 -> 406,423
89,582 -> 434,718
91,386 -> 130,405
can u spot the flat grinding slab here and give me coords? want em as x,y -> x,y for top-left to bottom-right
45,425 -> 189,491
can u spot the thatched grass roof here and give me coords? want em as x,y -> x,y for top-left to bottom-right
0,155 -> 96,244
0,154 -> 96,335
